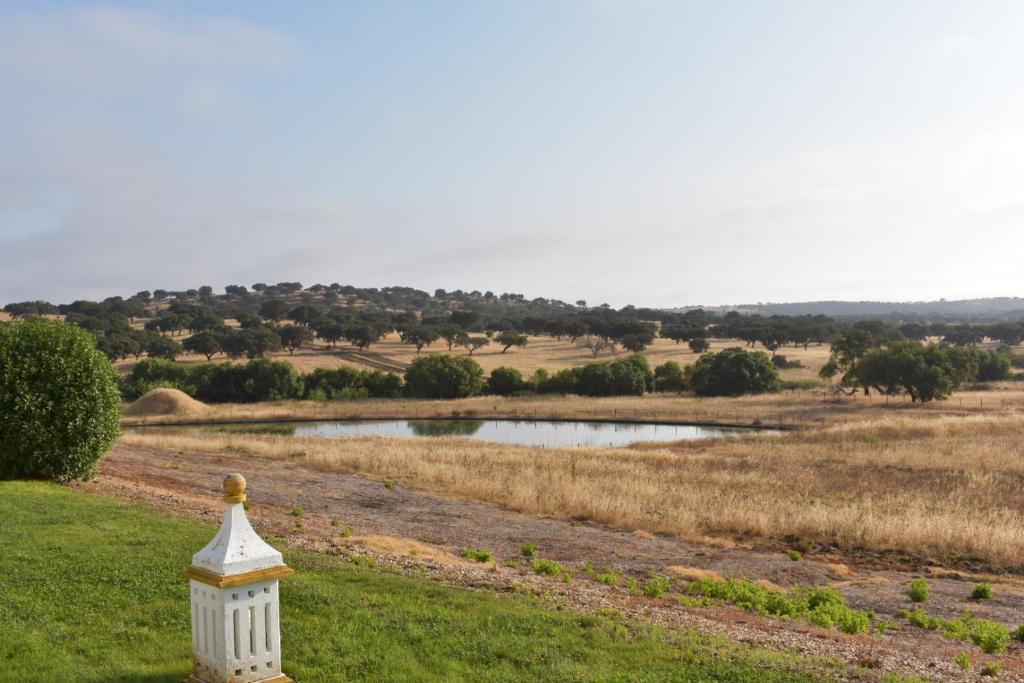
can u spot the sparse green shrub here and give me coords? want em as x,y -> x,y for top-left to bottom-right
504,559 -> 519,569
643,575 -> 672,598
0,320 -> 121,481
972,583 -> 993,600
900,608 -> 1010,654
530,559 -> 564,577
788,550 -> 803,561
384,480 -> 394,489
520,542 -> 537,558
626,578 -> 641,596
908,578 -> 931,603
1014,624 -> 1024,641
291,506 -> 304,518
982,662 -> 1002,677
330,517 -> 340,527
955,651 -> 970,671
340,527 -> 352,538
596,570 -> 621,586
461,548 -> 493,563
685,577 -> 872,635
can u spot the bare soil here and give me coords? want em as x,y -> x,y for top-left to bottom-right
77,441 -> 1024,682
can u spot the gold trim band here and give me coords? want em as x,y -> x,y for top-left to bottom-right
184,564 -> 294,588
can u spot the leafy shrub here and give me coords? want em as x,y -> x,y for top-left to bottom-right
908,578 -> 931,603
772,355 -> 803,369
530,559 -> 564,577
123,358 -> 310,403
404,354 -> 484,399
653,361 -> 688,393
899,608 -> 1010,654
520,542 -> 537,558
643,575 -> 672,598
975,350 -> 1012,382
685,577 -> 871,635
1015,624 -> 1024,642
461,548 -> 493,563
972,583 -> 993,600
575,355 -> 654,397
955,652 -> 970,671
303,366 -> 402,400
487,367 -> 525,396
596,570 -> 620,586
0,320 -> 121,481
788,550 -> 803,561
691,348 -> 780,397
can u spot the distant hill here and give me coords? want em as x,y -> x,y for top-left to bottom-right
670,298 -> 1024,320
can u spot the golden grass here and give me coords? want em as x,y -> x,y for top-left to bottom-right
121,386 -> 1024,429
123,410 -> 1024,568
115,333 -> 836,380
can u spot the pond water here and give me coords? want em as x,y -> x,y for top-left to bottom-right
192,419 -> 770,449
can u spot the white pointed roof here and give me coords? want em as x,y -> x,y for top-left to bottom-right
191,501 -> 284,576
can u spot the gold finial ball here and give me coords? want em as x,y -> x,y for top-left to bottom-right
223,473 -> 247,503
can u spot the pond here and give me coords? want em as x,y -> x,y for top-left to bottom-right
188,419 -> 771,449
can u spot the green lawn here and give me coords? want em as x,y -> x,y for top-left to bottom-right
0,481 -> 845,682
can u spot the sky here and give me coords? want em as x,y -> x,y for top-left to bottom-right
3,1 -> 1024,308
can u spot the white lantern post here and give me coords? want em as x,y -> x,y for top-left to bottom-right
184,473 -> 294,683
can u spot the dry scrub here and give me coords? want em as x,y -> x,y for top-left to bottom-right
123,411 -> 1024,568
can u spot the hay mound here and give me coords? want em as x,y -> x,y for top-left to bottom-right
124,388 -> 209,418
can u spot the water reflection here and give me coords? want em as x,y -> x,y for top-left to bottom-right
408,419 -> 484,437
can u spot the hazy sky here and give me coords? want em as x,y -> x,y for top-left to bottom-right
3,1 -> 1024,307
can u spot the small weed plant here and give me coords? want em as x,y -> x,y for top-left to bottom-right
643,575 -> 672,599
907,578 -> 930,603
291,506 -> 304,518
788,550 -> 803,561
972,583 -> 993,600
461,548 -> 494,563
520,542 -> 537,558
531,559 -> 564,577
954,651 -> 970,671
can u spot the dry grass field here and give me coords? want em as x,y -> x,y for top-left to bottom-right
122,410 -> 1024,568
114,330 -> 837,379
121,384 -> 1024,428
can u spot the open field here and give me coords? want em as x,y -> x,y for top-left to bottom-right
114,330 -> 839,380
123,409 -> 1024,569
0,480 -> 851,683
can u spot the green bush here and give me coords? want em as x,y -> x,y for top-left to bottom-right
404,354 -> 484,399
643,575 -> 672,598
899,607 -> 1011,654
691,348 -> 780,397
461,548 -> 493,563
908,578 -> 931,603
520,542 -> 537,558
788,550 -> 803,561
972,583 -> 993,600
530,559 -> 565,577
0,320 -> 120,480
685,578 -> 872,635
488,367 -> 525,396
653,360 -> 688,393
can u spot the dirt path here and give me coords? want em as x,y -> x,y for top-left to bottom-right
81,442 -> 1024,682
